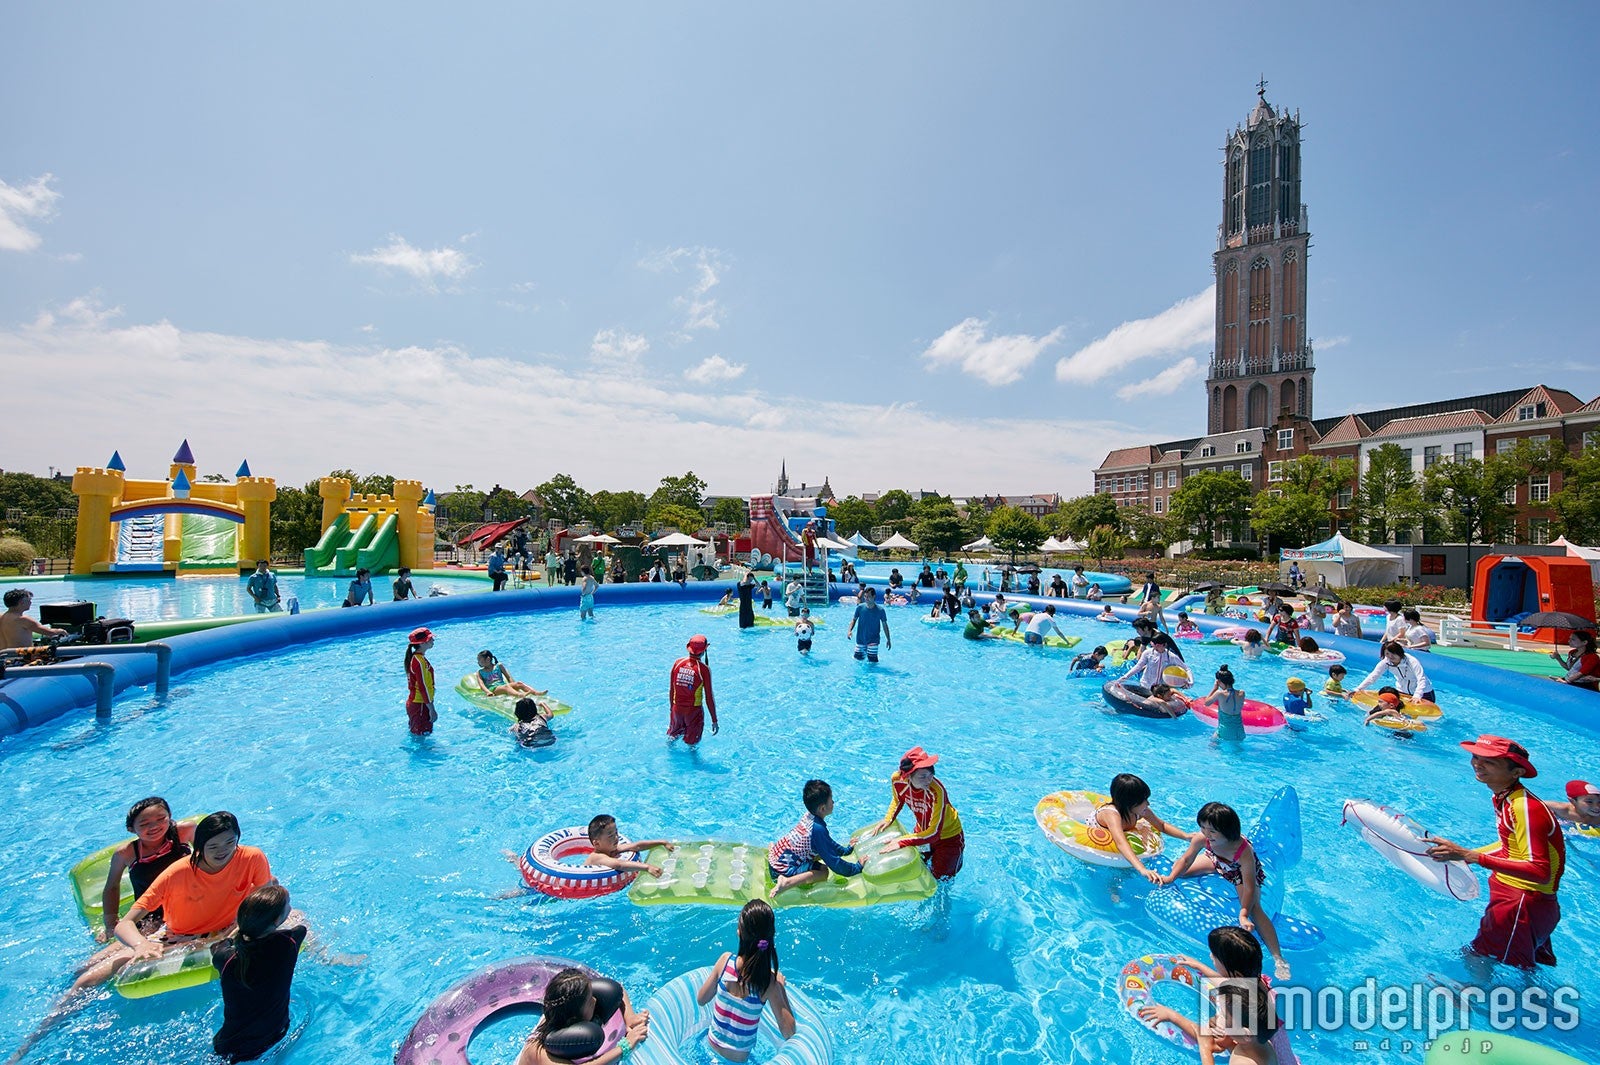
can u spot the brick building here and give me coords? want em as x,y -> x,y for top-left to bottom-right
1093,88 -> 1599,546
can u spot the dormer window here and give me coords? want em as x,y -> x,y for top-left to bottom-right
1517,403 -> 1545,421
1200,445 -> 1216,458
1235,441 -> 1252,454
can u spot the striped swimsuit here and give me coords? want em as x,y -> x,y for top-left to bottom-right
708,955 -> 763,1056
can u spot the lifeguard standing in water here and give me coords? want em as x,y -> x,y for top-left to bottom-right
668,634 -> 718,746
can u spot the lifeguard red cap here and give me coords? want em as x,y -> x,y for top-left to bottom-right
1567,780 -> 1598,801
1460,734 -> 1537,778
408,627 -> 435,646
900,746 -> 939,772
687,634 -> 709,653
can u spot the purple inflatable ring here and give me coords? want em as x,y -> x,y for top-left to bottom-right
395,955 -> 623,1065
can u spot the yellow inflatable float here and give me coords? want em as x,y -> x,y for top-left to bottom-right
1035,791 -> 1163,867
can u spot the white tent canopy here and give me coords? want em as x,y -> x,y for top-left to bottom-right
1040,536 -> 1083,552
961,535 -> 994,552
648,532 -> 708,547
1553,536 -> 1600,583
877,532 -> 919,551
1280,532 -> 1402,588
847,531 -> 877,548
573,533 -> 621,544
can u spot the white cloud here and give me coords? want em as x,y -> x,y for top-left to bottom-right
685,355 -> 746,384
1115,356 -> 1201,401
1314,334 -> 1349,350
1054,287 -> 1213,385
350,235 -> 475,291
590,327 -> 649,363
921,317 -> 1065,387
639,246 -> 726,334
0,174 -> 61,252
0,302 -> 1154,495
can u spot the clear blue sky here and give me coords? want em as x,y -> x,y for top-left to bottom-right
2,4 -> 1596,497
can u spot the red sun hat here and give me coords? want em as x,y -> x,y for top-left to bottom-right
687,634 -> 709,653
900,746 -> 939,772
1460,734 -> 1537,778
1567,780 -> 1598,801
408,627 -> 435,646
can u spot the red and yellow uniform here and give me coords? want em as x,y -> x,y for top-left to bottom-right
1471,783 -> 1565,967
405,651 -> 435,736
885,772 -> 965,879
668,654 -> 716,745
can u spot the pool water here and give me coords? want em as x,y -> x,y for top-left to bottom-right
4,573 -> 488,622
1,600 -> 1595,1064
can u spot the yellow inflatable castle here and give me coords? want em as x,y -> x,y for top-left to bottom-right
302,476 -> 436,578
71,441 -> 275,576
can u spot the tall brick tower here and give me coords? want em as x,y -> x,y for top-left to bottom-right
1206,81 -> 1313,434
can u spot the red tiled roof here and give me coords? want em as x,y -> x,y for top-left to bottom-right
1368,410 -> 1490,439
1097,445 -> 1159,470
1577,395 -> 1600,414
1313,414 -> 1370,445
1491,386 -> 1588,424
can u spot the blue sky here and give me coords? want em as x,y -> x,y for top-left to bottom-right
3,5 -> 1597,498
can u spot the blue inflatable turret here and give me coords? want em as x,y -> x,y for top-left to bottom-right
172,439 -> 195,465
106,450 -> 126,472
171,469 -> 192,499
236,459 -> 252,478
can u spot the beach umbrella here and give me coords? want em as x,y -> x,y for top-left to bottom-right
1519,611 -> 1596,643
1258,582 -> 1295,595
1191,580 -> 1226,593
648,532 -> 709,547
573,533 -> 622,544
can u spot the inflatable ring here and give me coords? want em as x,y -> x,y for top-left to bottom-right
1190,696 -> 1286,735
1172,628 -> 1203,640
1118,954 -> 1200,1050
1341,800 -> 1481,901
1035,790 -> 1163,867
396,956 -> 623,1065
1423,1031 -> 1587,1065
1102,681 -> 1189,719
519,827 -> 643,899
1279,647 -> 1346,665
1209,626 -> 1253,640
1348,690 -> 1442,718
632,966 -> 832,1065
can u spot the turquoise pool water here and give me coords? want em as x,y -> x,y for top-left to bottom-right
4,573 -> 488,622
1,600 -> 1595,1064
843,560 -> 1135,596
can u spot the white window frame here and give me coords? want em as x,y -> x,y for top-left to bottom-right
1235,441 -> 1252,454
1241,462 -> 1253,481
1268,460 -> 1283,483
1529,517 -> 1551,544
1502,484 -> 1518,504
1200,445 -> 1216,458
1337,485 -> 1353,508
1454,442 -> 1472,462
1496,438 -> 1515,454
1167,470 -> 1179,488
1277,428 -> 1295,449
1530,474 -> 1550,503
1153,497 -> 1164,514
1517,405 -> 1537,421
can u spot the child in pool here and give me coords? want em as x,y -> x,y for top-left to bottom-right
517,967 -> 649,1065
1070,646 -> 1109,673
512,698 -> 555,748
1093,773 -> 1194,884
1548,780 -> 1600,831
794,608 -> 814,655
1238,629 -> 1266,661
767,779 -> 863,898
1322,664 -> 1348,698
583,814 -> 676,879
1202,983 -> 1281,1064
1362,687 -> 1411,729
1095,605 -> 1117,622
97,797 -> 198,941
760,581 -> 772,611
962,609 -> 993,640
1146,683 -> 1190,716
211,884 -> 306,1064
579,573 -> 597,620
1201,666 -> 1246,742
717,589 -> 736,607
1140,925 -> 1299,1065
1175,612 -> 1200,635
1282,678 -> 1312,717
1162,802 -> 1292,979
695,899 -> 797,1062
477,651 -> 546,698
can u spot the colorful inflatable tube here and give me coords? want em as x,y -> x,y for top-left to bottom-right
632,966 -> 832,1065
1035,790 -> 1163,867
518,827 -> 642,900
1348,690 -> 1443,718
1190,696 -> 1286,735
1279,647 -> 1346,665
1341,800 -> 1481,901
396,956 -> 624,1065
1118,954 -> 1200,1051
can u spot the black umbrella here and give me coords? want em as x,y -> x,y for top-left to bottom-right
1308,588 -> 1341,602
1257,582 -> 1295,595
1519,611 -> 1596,639
1191,580 -> 1226,593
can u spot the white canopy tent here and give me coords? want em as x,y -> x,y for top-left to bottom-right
1280,532 -> 1403,589
573,533 -> 622,544
876,532 -> 919,551
1040,536 -> 1082,553
960,535 -> 995,552
648,532 -> 708,547
1552,536 -> 1600,583
847,531 -> 877,549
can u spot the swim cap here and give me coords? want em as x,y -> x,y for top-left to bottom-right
1286,677 -> 1307,692
1566,780 -> 1598,801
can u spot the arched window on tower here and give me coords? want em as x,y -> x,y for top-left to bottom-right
1298,376 -> 1308,416
1278,142 -> 1299,226
1247,135 -> 1272,230
1223,384 -> 1239,433
1247,383 -> 1269,429
1226,148 -> 1244,236
1221,261 -> 1240,362
1280,379 -> 1295,420
1247,259 -> 1271,370
1280,251 -> 1299,357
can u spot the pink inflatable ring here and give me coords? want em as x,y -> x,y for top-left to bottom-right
1190,696 -> 1287,735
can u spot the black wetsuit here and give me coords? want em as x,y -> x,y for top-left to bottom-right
128,833 -> 191,927
212,924 -> 307,1063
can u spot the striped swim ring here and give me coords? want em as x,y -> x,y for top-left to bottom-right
632,966 -> 832,1065
518,826 -> 643,900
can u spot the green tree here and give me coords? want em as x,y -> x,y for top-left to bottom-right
535,474 -> 593,526
649,471 -> 708,513
1423,457 -> 1520,546
873,489 -> 914,522
435,485 -> 489,529
647,503 -> 707,535
1118,505 -> 1169,550
986,505 -> 1046,561
591,490 -> 647,532
1168,470 -> 1252,549
709,497 -> 749,530
912,500 -> 967,555
1552,442 -> 1600,543
0,471 -> 76,515
1085,523 -> 1126,567
270,482 -> 324,558
484,485 -> 535,520
201,472 -> 228,483
327,469 -> 396,496
1250,489 -> 1330,550
1055,493 -> 1121,539
826,496 -> 875,537
1356,443 -> 1426,544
